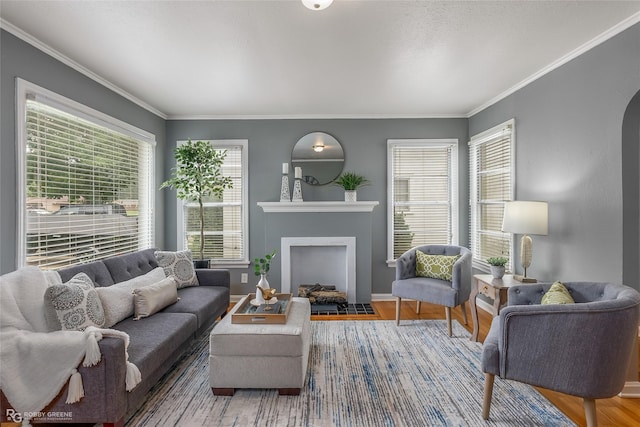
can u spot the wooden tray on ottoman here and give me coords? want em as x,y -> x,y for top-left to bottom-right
231,293 -> 293,324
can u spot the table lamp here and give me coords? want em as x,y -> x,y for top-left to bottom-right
501,201 -> 548,282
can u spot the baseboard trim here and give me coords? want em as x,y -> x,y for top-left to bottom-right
619,381 -> 640,398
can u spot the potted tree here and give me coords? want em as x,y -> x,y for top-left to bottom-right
161,139 -> 233,267
486,256 -> 508,279
334,171 -> 370,202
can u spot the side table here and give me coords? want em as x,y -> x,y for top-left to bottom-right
469,274 -> 519,342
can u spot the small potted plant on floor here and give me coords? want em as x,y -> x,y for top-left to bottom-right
161,139 -> 233,268
334,171 -> 370,202
486,256 -> 508,279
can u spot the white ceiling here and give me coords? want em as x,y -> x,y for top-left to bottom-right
1,1 -> 639,119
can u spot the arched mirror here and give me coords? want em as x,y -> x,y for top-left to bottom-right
291,132 -> 344,185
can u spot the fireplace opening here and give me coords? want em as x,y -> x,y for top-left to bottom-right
281,236 -> 356,303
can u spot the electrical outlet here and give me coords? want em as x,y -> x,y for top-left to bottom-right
241,273 -> 248,283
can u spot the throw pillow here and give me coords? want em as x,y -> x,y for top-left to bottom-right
96,266 -> 166,327
415,250 -> 460,281
541,281 -> 575,305
154,250 -> 199,288
44,272 -> 106,331
133,276 -> 179,320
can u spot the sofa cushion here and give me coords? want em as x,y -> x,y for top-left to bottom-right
415,250 -> 460,281
162,285 -> 230,328
58,261 -> 114,287
113,312 -> 197,380
102,248 -> 158,284
96,267 -> 166,327
133,276 -> 179,320
44,272 -> 106,331
154,250 -> 199,288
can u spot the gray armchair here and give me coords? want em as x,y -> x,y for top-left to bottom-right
392,244 -> 472,336
481,281 -> 640,427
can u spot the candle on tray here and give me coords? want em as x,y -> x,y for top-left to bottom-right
295,167 -> 302,179
282,163 -> 289,175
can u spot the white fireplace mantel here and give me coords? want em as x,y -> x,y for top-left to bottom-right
258,201 -> 379,213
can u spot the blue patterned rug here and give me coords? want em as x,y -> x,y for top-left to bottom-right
127,320 -> 574,426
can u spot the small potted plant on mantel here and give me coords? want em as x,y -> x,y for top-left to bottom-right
486,256 -> 508,279
161,139 -> 233,268
334,171 -> 370,202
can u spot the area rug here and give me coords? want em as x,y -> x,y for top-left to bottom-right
126,320 -> 574,427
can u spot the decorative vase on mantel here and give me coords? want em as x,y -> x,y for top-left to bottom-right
490,265 -> 505,279
344,190 -> 357,202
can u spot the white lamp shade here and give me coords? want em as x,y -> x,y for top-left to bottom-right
502,201 -> 548,235
302,0 -> 333,11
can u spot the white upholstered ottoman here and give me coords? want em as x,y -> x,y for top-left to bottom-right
209,296 -> 311,396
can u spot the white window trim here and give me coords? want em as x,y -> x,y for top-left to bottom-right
468,119 -> 515,272
175,139 -> 249,267
386,139 -> 459,266
15,78 -> 156,268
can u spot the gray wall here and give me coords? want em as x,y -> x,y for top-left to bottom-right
0,30 -> 167,274
165,119 -> 469,295
470,22 -> 640,290
3,19 -> 638,296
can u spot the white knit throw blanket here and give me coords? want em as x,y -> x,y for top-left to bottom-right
0,267 -> 141,425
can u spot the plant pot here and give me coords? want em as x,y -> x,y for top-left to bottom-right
490,265 -> 505,279
193,259 -> 210,269
344,190 -> 357,202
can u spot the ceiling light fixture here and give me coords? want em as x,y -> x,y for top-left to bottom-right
302,0 -> 333,11
313,143 -> 325,152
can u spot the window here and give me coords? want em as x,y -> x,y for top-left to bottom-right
387,139 -> 458,264
469,119 -> 515,271
17,79 -> 155,270
176,140 -> 248,266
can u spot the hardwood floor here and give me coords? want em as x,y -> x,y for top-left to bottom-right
310,300 -> 640,427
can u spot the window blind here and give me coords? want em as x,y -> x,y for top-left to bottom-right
24,99 -> 154,270
469,120 -> 514,270
181,142 -> 246,262
387,140 -> 458,261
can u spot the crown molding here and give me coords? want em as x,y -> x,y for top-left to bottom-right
166,113 -> 467,120
0,19 -> 168,120
467,11 -> 640,118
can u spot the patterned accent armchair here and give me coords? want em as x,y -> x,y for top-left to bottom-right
481,281 -> 640,427
392,245 -> 472,336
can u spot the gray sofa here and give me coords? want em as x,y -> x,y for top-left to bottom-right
8,248 -> 230,426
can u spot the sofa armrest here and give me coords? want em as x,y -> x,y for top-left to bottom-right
196,268 -> 230,288
21,336 -> 128,424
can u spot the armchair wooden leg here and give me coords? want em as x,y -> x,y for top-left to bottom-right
396,297 -> 401,326
583,398 -> 598,427
460,301 -> 468,325
416,300 -> 421,314
482,373 -> 495,420
445,306 -> 452,336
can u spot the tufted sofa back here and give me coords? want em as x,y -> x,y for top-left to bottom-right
508,281 -> 640,307
57,248 -> 158,287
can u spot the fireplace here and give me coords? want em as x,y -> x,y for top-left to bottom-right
281,236 -> 356,303
257,201 -> 378,302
